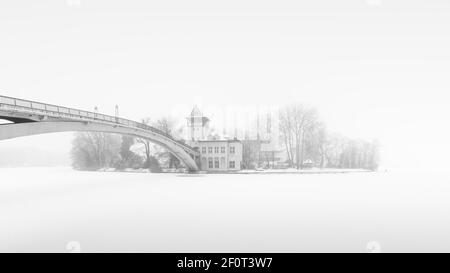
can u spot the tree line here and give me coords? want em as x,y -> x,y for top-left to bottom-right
277,104 -> 379,170
241,104 -> 379,170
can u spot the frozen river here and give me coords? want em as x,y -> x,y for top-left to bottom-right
1,167 -> 450,253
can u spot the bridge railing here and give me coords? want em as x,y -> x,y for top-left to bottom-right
0,95 -> 195,153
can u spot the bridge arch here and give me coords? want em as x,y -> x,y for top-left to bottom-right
0,121 -> 199,171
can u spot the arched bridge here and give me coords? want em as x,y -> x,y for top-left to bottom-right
0,95 -> 200,171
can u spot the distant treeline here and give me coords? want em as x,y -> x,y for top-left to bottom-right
278,104 -> 379,170
242,104 -> 379,170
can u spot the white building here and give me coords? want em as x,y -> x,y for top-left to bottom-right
187,106 -> 243,171
194,140 -> 242,171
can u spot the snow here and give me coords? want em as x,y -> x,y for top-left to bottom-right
238,167 -> 371,174
1,167 -> 450,253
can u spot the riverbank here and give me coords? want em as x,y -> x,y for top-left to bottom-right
93,167 -> 373,175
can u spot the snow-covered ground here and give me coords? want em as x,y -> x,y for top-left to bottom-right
238,167 -> 371,174
1,167 -> 450,253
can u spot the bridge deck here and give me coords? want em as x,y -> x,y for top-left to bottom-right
0,95 -> 197,155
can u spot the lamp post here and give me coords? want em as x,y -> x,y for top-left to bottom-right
115,104 -> 119,123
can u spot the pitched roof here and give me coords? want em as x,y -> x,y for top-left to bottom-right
190,105 -> 203,117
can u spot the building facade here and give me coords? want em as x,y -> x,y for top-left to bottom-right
194,140 -> 243,171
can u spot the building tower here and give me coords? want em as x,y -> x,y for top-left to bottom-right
186,106 -> 210,143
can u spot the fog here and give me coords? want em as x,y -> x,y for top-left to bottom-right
1,0 -> 450,169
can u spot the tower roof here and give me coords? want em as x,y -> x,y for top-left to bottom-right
190,105 -> 203,117
187,105 -> 210,125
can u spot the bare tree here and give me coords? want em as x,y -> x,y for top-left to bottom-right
321,134 -> 380,170
302,120 -> 327,168
297,107 -> 318,169
241,139 -> 260,169
279,107 -> 295,167
153,116 -> 183,168
116,135 -> 143,170
71,132 -> 121,170
279,104 -> 319,169
136,116 -> 185,169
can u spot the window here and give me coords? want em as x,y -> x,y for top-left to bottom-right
214,157 -> 219,168
220,157 -> 226,166
221,147 -> 225,153
208,158 -> 213,169
230,146 -> 235,154
208,147 -> 213,154
214,147 -> 219,153
202,147 -> 206,154
229,161 -> 235,168
201,157 -> 206,168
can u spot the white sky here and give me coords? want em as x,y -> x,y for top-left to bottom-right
1,0 -> 450,169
